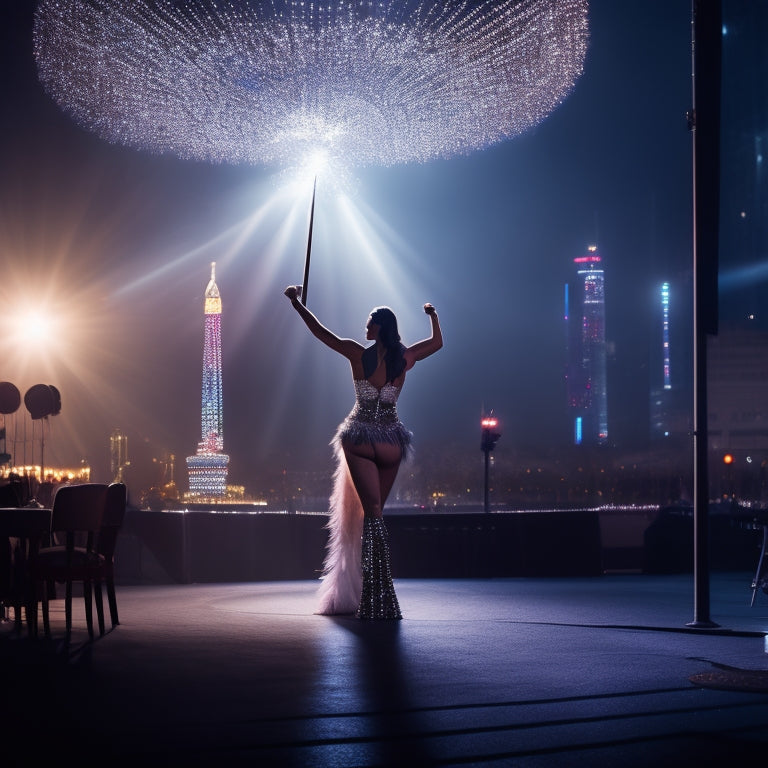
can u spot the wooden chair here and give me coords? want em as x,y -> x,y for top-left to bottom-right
93,482 -> 127,635
32,483 -> 108,642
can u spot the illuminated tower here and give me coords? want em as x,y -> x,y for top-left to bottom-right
661,281 -> 671,390
109,428 -> 129,483
565,246 -> 608,446
186,262 -> 229,498
650,281 -> 681,440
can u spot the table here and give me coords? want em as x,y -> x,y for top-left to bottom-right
0,507 -> 52,634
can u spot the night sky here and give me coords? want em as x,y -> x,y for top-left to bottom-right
0,1 -> 752,496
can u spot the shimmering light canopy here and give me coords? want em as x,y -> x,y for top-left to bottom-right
33,0 -> 589,169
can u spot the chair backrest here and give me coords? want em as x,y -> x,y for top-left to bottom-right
0,480 -> 23,507
98,483 -> 127,557
50,483 -> 108,535
103,483 -> 127,527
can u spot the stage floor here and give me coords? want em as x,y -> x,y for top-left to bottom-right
3,573 -> 768,766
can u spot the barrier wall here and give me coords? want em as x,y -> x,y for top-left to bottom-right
116,509 -> 604,584
114,507 -> 760,585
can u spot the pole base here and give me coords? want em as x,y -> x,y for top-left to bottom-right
686,619 -> 721,629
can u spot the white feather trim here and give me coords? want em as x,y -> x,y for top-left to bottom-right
315,440 -> 363,615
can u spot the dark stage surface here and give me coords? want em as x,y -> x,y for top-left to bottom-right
3,574 -> 768,766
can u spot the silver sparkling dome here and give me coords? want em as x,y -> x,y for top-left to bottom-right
34,0 -> 589,168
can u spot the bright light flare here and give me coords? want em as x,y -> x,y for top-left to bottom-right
303,149 -> 330,179
5,301 -> 73,372
12,309 -> 59,346
276,148 -> 354,203
0,237 -> 144,467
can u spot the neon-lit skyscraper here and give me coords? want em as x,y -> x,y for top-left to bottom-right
661,281 -> 671,390
650,281 -> 681,441
186,262 -> 229,498
565,245 -> 608,446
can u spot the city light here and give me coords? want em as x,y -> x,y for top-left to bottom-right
661,282 -> 671,390
567,247 -> 608,446
7,304 -> 66,369
13,309 -> 56,344
574,255 -> 602,264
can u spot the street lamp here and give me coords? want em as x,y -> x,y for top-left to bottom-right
723,452 -> 734,500
481,414 -> 501,513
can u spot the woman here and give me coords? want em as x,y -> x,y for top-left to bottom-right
284,286 -> 443,619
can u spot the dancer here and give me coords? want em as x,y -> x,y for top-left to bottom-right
284,286 -> 443,619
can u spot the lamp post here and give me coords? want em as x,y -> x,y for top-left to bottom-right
481,415 -> 501,513
723,453 -> 734,500
687,0 -> 721,629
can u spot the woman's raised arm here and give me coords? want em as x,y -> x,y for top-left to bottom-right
284,286 -> 361,359
404,303 -> 443,368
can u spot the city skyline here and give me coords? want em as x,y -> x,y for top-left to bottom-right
1,2 -> 766,498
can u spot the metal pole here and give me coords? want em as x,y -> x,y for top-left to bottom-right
688,0 -> 721,628
301,175 -> 317,306
40,420 -> 45,485
483,445 -> 490,513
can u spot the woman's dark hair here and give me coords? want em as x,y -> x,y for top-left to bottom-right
370,307 -> 400,348
365,306 -> 406,382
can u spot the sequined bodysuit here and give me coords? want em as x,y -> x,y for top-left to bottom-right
332,379 -> 412,455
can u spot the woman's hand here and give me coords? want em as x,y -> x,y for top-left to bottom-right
423,303 -> 436,316
284,285 -> 302,301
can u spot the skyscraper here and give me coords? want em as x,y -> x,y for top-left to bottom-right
565,245 -> 608,446
109,428 -> 129,483
649,280 -> 691,443
186,262 -> 229,498
650,282 -> 673,440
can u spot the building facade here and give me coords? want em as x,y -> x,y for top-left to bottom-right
565,245 -> 608,446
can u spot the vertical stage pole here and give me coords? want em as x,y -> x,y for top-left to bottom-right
688,0 -> 721,628
301,176 -> 317,307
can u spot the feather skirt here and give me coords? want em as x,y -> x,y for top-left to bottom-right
315,439 -> 364,615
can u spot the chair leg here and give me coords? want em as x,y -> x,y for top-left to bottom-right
65,578 -> 73,643
12,598 -> 23,633
24,583 -> 38,638
106,570 -> 119,627
42,582 -> 51,638
83,579 -> 94,640
94,579 -> 106,636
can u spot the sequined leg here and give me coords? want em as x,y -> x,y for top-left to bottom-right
357,517 -> 402,620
